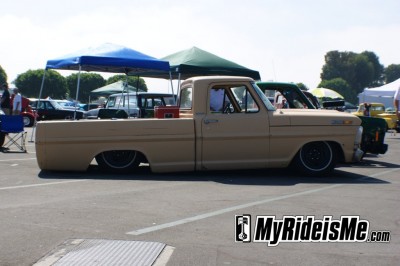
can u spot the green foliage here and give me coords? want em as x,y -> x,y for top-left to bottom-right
318,78 -> 357,104
14,69 -> 68,99
352,55 -> 375,90
296,83 -> 308,91
320,50 -> 384,94
66,73 -> 106,102
107,75 -> 148,92
361,51 -> 384,86
384,64 -> 400,83
0,65 -> 7,85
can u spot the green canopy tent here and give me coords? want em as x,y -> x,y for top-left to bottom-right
136,46 -> 261,80
90,80 -> 143,97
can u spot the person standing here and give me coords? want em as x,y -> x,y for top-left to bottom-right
394,85 -> 400,119
12,88 -> 22,115
1,83 -> 11,115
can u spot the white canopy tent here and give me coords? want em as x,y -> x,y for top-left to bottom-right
358,78 -> 400,108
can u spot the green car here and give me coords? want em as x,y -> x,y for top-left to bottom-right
257,81 -> 388,155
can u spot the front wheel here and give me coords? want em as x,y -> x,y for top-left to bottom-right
292,141 -> 336,176
95,150 -> 141,173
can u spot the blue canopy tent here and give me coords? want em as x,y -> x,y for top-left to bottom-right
31,43 -> 171,141
45,43 -> 170,73
38,43 -> 171,112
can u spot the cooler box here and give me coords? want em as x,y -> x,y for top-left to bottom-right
154,106 -> 179,119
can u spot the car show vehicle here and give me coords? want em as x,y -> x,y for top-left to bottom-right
256,81 -> 388,156
85,92 -> 176,119
20,106 -> 38,127
31,99 -> 85,120
36,76 -> 364,176
79,103 -> 101,111
352,102 -> 399,131
9,95 -> 37,127
55,100 -> 79,110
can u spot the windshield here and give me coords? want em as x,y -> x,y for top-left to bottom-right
51,100 -> 65,109
107,95 -> 138,108
251,82 -> 275,111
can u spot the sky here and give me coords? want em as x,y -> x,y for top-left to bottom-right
1,0 -> 400,94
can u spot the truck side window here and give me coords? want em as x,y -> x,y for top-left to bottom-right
179,87 -> 193,109
240,87 -> 259,113
231,86 -> 259,113
210,87 -> 230,112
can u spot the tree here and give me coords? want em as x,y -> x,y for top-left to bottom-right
320,50 -> 384,94
107,75 -> 148,92
296,83 -> 309,91
318,78 -> 357,104
14,69 -> 68,99
384,64 -> 400,83
0,65 -> 7,85
351,54 -> 375,91
361,51 -> 384,86
66,73 -> 106,102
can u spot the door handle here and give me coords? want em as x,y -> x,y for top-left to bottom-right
204,119 -> 219,124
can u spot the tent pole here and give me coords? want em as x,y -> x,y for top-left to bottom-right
73,65 -> 82,120
176,73 -> 182,105
29,69 -> 47,142
126,75 -> 131,117
135,75 -> 140,117
169,71 -> 175,104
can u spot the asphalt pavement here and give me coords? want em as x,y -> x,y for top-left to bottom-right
0,127 -> 399,265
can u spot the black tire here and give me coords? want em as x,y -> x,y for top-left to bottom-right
95,150 -> 141,173
23,116 -> 34,127
293,141 -> 336,176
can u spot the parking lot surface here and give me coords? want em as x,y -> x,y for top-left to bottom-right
1,128 -> 399,265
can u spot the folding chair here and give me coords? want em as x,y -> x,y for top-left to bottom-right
0,115 -> 27,153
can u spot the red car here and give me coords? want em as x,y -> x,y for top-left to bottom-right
10,95 -> 38,127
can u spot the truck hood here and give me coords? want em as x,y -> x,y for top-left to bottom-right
269,109 -> 361,127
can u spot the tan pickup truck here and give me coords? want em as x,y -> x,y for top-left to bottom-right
36,76 -> 364,176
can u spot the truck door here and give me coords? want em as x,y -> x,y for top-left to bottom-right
201,85 -> 270,170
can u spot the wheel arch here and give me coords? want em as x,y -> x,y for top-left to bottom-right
290,140 -> 341,176
93,148 -> 149,165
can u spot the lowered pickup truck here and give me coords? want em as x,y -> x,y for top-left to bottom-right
36,76 -> 364,176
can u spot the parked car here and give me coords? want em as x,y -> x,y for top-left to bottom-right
352,103 -> 399,131
256,81 -> 388,156
8,95 -> 38,127
30,99 -> 85,120
55,100 -> 79,110
79,103 -> 101,111
86,92 -> 176,119
21,103 -> 39,127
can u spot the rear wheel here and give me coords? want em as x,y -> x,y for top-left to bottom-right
95,150 -> 141,172
23,115 -> 34,127
293,141 -> 336,176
